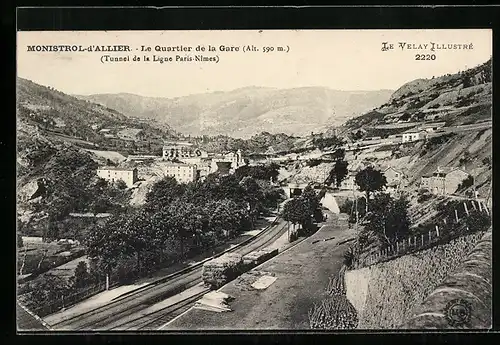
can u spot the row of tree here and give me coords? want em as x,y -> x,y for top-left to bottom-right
85,165 -> 284,284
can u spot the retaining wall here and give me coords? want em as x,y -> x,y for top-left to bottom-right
404,229 -> 492,329
344,231 -> 486,329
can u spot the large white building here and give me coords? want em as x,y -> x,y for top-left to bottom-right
160,163 -> 198,184
97,167 -> 138,187
162,141 -> 208,161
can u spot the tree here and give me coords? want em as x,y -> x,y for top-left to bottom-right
326,149 -> 349,188
72,261 -> 91,289
85,215 -> 130,280
463,75 -> 473,88
122,209 -> 157,273
208,199 -> 246,239
240,176 -> 264,225
145,176 -> 184,210
465,210 -> 491,232
115,180 -> 128,190
282,197 -> 311,239
364,193 -> 411,246
457,175 -> 474,192
301,185 -> 321,217
355,166 -> 387,212
30,273 -> 70,310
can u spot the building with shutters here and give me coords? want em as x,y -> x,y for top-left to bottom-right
97,167 -> 138,187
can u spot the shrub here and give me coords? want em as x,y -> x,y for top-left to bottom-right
306,159 -> 323,167
465,210 -> 491,233
482,156 -> 491,168
417,191 -> 433,203
343,246 -> 356,270
457,175 -> 474,192
115,180 -> 128,190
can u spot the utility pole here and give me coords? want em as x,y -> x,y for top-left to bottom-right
353,184 -> 359,232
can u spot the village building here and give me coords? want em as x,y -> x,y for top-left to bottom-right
402,128 -> 427,143
196,161 -> 214,180
384,167 -> 406,194
417,122 -> 446,133
160,162 -> 198,184
97,166 -> 138,187
420,166 -> 470,195
211,149 -> 245,172
384,167 -> 405,185
162,141 -> 208,161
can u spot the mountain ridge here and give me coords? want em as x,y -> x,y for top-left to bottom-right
78,87 -> 393,138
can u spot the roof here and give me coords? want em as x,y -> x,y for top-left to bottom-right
17,302 -> 52,331
97,166 -> 137,172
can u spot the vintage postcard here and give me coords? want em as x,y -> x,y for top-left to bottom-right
16,29 -> 492,331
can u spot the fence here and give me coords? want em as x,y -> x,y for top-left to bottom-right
30,278 -> 120,318
356,199 -> 490,269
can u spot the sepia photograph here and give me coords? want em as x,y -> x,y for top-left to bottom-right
16,28 -> 492,331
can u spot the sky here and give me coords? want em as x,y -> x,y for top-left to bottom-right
17,29 -> 492,99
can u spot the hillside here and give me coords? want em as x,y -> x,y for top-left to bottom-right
17,77 -> 178,145
78,87 -> 393,138
339,59 -> 491,134
16,79 -> 161,240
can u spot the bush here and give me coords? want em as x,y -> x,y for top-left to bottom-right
306,159 -> 323,167
115,180 -> 128,190
417,191 -> 433,203
343,246 -> 356,270
457,175 -> 474,192
482,156 -> 491,168
465,210 -> 491,232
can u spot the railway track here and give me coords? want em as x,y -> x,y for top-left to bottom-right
109,222 -> 304,331
50,216 -> 287,330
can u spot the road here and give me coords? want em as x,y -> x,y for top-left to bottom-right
50,217 -> 290,331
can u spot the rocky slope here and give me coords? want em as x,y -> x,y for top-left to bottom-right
323,59 -> 492,198
79,87 -> 393,138
339,58 -> 491,134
